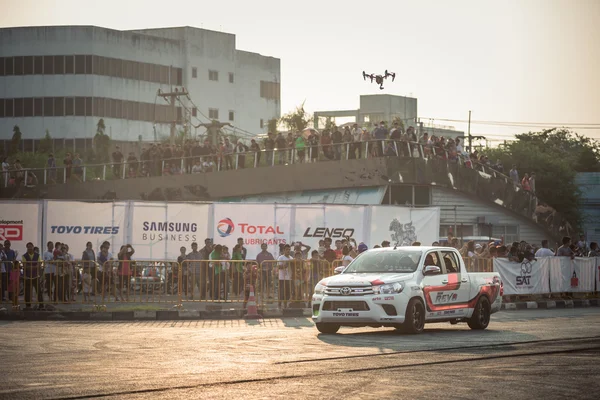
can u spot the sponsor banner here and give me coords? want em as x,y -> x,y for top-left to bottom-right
291,205 -> 365,251
212,204 -> 291,259
130,202 -> 210,260
493,258 -> 550,295
0,201 -> 42,257
44,200 -> 126,256
369,206 -> 440,248
549,257 -> 596,293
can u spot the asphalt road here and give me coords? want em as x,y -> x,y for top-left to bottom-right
1,308 -> 600,400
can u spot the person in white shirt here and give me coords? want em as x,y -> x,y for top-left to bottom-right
535,240 -> 555,257
277,244 -> 293,309
202,157 -> 215,172
351,124 -> 363,159
342,246 -> 354,267
191,160 -> 203,174
43,241 -> 57,303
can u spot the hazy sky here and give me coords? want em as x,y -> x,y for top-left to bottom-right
1,0 -> 599,143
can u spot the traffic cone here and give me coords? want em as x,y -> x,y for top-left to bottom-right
244,285 -> 262,320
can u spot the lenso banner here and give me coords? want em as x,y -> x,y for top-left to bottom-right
212,204 -> 292,259
43,201 -> 126,255
130,202 -> 210,260
0,201 -> 42,257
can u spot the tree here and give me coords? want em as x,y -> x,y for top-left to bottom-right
38,129 -> 53,154
267,118 -> 278,134
94,119 -> 111,162
392,116 -> 405,132
484,128 -> 600,226
10,125 -> 22,155
280,102 -> 313,133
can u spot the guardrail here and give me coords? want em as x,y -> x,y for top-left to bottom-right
3,257 -> 595,311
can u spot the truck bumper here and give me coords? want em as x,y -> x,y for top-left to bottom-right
311,293 -> 408,325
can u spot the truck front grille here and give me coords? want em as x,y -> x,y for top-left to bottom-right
322,301 -> 370,311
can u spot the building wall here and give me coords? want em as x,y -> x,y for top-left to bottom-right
432,186 -> 548,244
0,25 -> 280,141
359,94 -> 418,127
575,172 -> 600,244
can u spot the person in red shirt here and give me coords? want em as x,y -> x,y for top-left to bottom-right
322,238 -> 337,264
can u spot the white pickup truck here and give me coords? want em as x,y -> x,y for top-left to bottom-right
312,246 -> 502,334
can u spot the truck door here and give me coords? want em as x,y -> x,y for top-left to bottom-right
422,250 -> 471,319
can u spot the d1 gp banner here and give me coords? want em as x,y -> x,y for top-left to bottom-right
291,205 -> 365,251
44,200 -> 126,256
130,202 -> 210,260
213,203 -> 291,259
549,257 -> 596,293
493,258 -> 550,295
368,206 -> 439,248
0,200 -> 42,257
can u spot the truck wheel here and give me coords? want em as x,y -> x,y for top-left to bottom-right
399,298 -> 425,334
468,296 -> 490,330
316,323 -> 340,334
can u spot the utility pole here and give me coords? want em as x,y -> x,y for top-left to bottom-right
467,110 -> 472,152
195,121 -> 233,146
158,87 -> 189,144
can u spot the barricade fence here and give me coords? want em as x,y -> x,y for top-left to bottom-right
2,257 -> 597,310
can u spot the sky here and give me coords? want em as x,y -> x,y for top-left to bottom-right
1,0 -> 599,144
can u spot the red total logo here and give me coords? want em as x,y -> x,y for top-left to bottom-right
238,223 -> 284,235
0,225 -> 23,241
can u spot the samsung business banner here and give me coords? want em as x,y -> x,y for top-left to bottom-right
0,200 -> 42,257
291,205 -> 366,251
44,200 -> 126,255
493,258 -> 551,295
369,206 -> 439,249
549,257 -> 596,293
130,202 -> 210,260
212,203 -> 292,259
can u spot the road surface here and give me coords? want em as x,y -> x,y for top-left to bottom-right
1,308 -> 600,399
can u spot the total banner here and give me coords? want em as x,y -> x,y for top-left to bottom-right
212,203 -> 292,259
369,206 -> 440,249
549,257 -> 596,293
130,202 -> 211,260
0,200 -> 42,257
43,200 -> 126,256
493,258 -> 551,295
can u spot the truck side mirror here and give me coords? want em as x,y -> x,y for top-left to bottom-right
423,265 -> 441,276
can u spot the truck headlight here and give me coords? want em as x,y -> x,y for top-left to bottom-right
314,283 -> 326,294
373,282 -> 404,294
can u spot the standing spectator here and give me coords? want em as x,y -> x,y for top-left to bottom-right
509,165 -> 519,185
2,240 -> 16,302
112,146 -> 124,179
529,172 -> 536,193
521,173 -> 531,191
295,134 -> 306,163
588,242 -> 599,257
320,131 -> 334,160
331,127 -> 343,160
22,242 -> 43,309
264,132 -> 275,166
277,244 -> 293,309
1,157 -> 9,186
576,234 -> 587,254
191,159 -> 203,174
250,139 -> 261,166
234,140 -> 248,169
276,132 -> 287,165
222,138 -> 234,170
0,243 -> 6,302
209,244 -> 224,300
342,126 -> 353,159
535,240 -> 555,257
556,236 -> 574,258
186,242 -> 204,300
341,246 -> 354,267
308,131 -> 320,163
322,238 -> 337,264
351,124 -> 362,159
256,243 -> 275,297
231,244 -> 245,299
82,241 -> 96,293
242,262 -> 259,311
236,237 -> 247,260
72,153 -> 83,182
127,152 -> 138,174
117,244 -> 135,301
46,154 -> 57,184
82,264 -> 92,303
61,153 -> 72,182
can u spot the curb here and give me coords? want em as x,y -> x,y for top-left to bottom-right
501,299 -> 598,311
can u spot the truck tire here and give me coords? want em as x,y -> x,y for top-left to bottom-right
316,323 -> 340,334
468,296 -> 491,330
398,298 -> 425,334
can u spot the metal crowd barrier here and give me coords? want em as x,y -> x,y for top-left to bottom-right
462,257 -> 494,273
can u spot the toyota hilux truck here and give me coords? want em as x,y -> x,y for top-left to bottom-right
312,246 -> 502,334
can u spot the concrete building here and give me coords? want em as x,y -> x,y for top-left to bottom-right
0,25 -> 280,142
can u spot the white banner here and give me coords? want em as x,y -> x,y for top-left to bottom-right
130,202 -> 211,260
493,258 -> 550,295
369,206 -> 439,248
549,257 -> 596,293
291,205 -> 366,251
0,200 -> 42,257
596,257 -> 600,292
44,200 -> 126,256
212,204 -> 292,259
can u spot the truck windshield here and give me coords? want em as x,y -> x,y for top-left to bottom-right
343,250 -> 422,274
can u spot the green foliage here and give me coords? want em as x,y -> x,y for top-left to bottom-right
484,129 -> 600,226
10,125 -> 22,155
324,117 -> 336,132
38,130 -> 53,154
280,102 -> 313,133
392,116 -> 405,131
267,118 -> 278,134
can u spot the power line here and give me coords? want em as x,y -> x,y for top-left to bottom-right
421,117 -> 600,129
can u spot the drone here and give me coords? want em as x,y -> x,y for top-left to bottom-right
362,70 -> 396,90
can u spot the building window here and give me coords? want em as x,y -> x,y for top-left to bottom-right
192,107 -> 197,117
229,72 -> 234,83
54,97 -> 64,116
43,97 -> 54,117
85,55 -> 93,74
5,57 -> 14,75
260,119 -> 264,129
14,98 -> 23,117
260,81 -> 280,100
43,56 -> 54,74
0,57 -> 5,76
209,70 -> 218,81
23,98 -> 34,117
14,56 -> 23,75
5,99 -> 13,117
192,67 -> 197,78
75,97 -> 85,116
65,56 -> 74,74
54,55 -> 65,74
65,97 -> 74,116
208,108 -> 219,120
228,111 -> 234,121
492,225 -> 519,244
75,55 -> 86,74
0,99 -> 4,118
24,56 -> 34,75
34,98 -> 43,117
